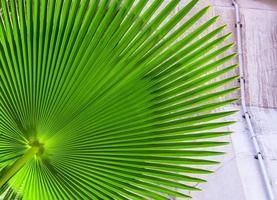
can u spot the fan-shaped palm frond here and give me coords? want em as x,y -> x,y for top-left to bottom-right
0,0 -> 238,199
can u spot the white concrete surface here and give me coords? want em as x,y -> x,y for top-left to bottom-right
186,105 -> 275,200
173,0 -> 277,199
139,1 -> 277,199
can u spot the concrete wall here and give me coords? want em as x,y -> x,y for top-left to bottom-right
158,0 -> 277,199
142,1 -> 277,199
181,0 -> 277,199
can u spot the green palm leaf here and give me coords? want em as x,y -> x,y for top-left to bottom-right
0,0 -> 238,199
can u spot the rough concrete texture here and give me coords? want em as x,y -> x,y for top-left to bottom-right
166,0 -> 277,199
190,0 -> 277,199
137,0 -> 276,199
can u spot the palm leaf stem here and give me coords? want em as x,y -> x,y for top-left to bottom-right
0,143 -> 41,188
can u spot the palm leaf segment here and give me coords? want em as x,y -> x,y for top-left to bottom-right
0,0 -> 238,199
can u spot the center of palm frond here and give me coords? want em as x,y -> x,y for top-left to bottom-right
28,140 -> 45,157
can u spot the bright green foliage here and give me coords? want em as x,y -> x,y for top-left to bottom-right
0,0 -> 238,199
